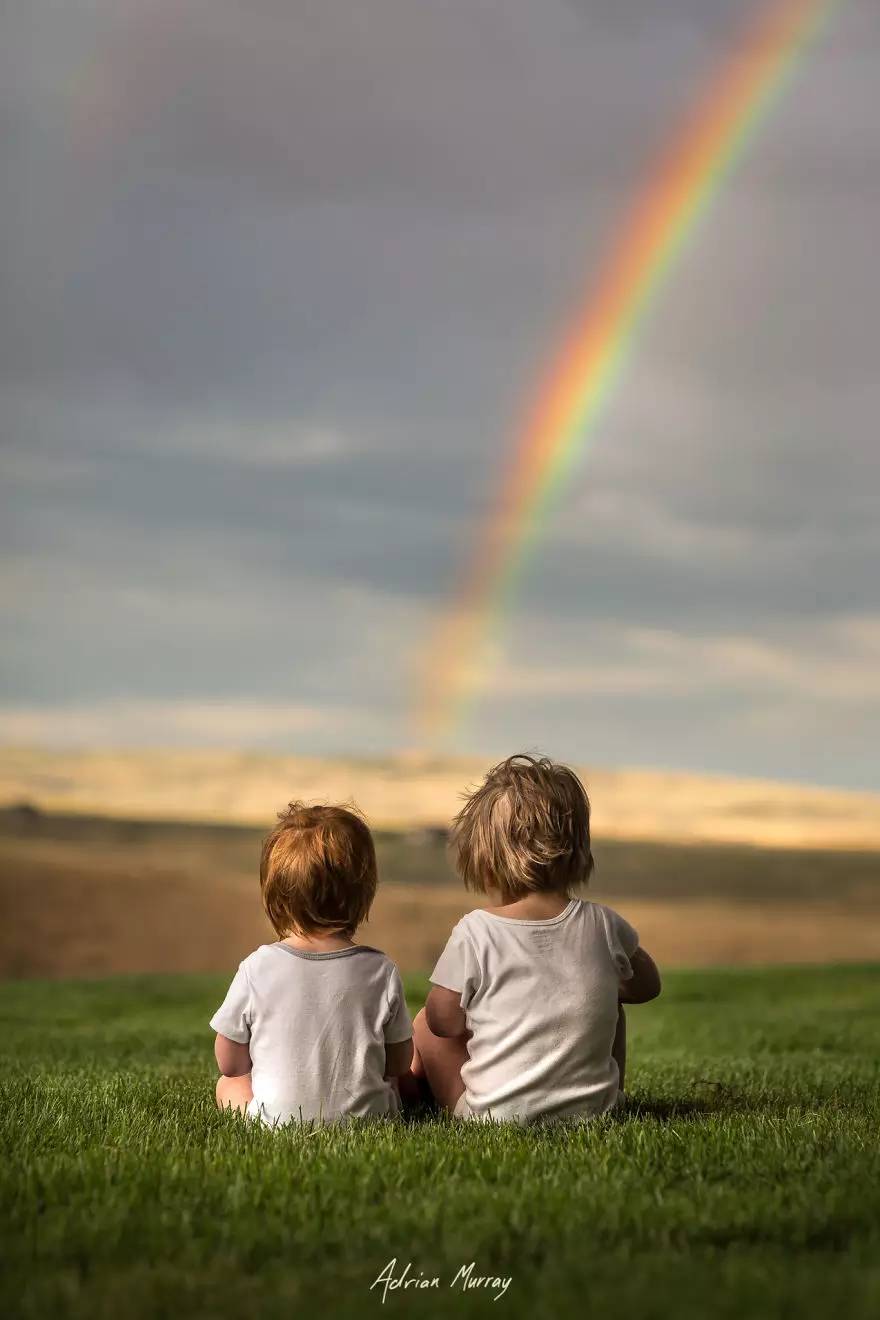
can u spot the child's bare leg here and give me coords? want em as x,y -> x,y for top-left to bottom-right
411,1008 -> 468,1113
612,1004 -> 627,1093
215,1073 -> 253,1114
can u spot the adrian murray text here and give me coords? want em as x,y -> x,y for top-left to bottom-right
370,1258 -> 512,1303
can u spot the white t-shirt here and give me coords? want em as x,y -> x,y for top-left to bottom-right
210,943 -> 413,1126
430,898 -> 639,1124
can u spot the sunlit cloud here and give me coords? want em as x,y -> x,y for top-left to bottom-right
0,699 -> 369,748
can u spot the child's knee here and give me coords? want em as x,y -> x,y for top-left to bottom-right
215,1074 -> 252,1111
412,1006 -> 433,1045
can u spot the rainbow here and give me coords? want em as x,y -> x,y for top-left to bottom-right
418,0 -> 841,741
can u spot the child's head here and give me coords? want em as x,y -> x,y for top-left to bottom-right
451,754 -> 594,903
259,802 -> 377,938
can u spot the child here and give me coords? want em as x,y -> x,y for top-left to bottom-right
210,801 -> 413,1125
411,755 -> 660,1123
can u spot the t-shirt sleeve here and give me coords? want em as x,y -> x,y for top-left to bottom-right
599,905 -> 640,981
209,962 -> 253,1043
383,965 -> 413,1044
429,920 -> 479,1008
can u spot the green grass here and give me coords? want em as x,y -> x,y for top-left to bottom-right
2,966 -> 879,1319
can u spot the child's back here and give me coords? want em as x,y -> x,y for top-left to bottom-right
210,802 -> 412,1126
432,897 -> 638,1122
415,755 -> 660,1124
212,941 -> 410,1125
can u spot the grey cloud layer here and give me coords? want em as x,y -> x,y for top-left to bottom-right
1,0 -> 878,785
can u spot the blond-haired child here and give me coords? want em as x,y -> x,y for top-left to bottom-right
211,802 -> 413,1125
412,755 -> 660,1123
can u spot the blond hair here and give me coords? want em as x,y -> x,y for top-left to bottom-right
259,802 -> 377,938
451,754 -> 594,902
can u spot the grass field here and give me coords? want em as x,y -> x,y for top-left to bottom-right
3,964 -> 879,1319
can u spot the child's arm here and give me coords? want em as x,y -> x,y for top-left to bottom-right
618,947 -> 661,1004
384,1038 -> 414,1078
214,1032 -> 252,1077
210,962 -> 253,1073
425,985 -> 469,1039
383,964 -> 415,1077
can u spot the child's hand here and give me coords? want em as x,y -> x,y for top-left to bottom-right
618,947 -> 661,1004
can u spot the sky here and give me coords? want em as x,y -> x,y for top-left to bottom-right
1,0 -> 878,789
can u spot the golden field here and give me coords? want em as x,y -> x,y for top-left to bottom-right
1,745 -> 879,849
0,744 -> 878,979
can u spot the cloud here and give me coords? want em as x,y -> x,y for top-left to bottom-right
486,616 -> 880,705
148,421 -> 358,467
0,698 -> 364,748
1,0 -> 878,788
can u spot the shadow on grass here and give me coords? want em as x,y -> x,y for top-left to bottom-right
398,1087 -> 736,1126
621,1096 -> 729,1122
399,1077 -> 859,1126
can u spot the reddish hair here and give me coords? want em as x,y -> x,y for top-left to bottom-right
259,802 -> 377,937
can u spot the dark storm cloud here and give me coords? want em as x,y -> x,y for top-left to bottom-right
1,0 -> 878,784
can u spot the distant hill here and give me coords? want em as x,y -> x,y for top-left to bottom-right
0,746 -> 878,850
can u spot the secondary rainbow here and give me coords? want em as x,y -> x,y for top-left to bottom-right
418,0 -> 841,740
